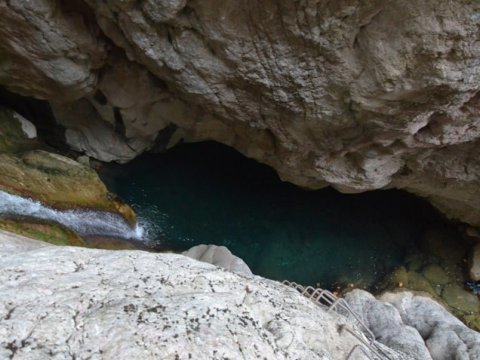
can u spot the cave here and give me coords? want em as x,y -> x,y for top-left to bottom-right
0,85 -> 472,295
2,1 -> 480,355
99,141 -> 460,291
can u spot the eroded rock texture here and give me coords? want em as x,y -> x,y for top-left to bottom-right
0,0 -> 105,101
2,0 -> 480,224
0,231 -> 407,360
346,290 -> 480,360
183,244 -> 253,276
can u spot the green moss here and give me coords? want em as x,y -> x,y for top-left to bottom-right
463,314 -> 480,332
442,284 -> 480,314
83,236 -> 140,250
0,150 -> 136,225
382,237 -> 480,331
0,218 -> 87,247
0,218 -> 146,251
422,264 -> 450,286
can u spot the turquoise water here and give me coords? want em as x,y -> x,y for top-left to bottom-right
101,142 -> 441,289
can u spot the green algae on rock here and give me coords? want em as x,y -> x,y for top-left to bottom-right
0,217 -> 87,247
381,226 -> 480,331
442,284 -> 480,314
0,107 -> 138,247
422,264 -> 450,286
0,150 -> 136,226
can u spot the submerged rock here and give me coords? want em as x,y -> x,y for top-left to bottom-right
183,244 -> 253,276
384,264 -> 480,331
0,231 -> 408,360
442,284 -> 480,314
422,264 -> 450,286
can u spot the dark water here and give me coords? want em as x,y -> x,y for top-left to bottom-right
100,142 -> 442,289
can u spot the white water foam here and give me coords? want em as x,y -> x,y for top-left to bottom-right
0,190 -> 146,240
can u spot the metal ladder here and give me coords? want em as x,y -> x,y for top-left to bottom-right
281,280 -> 392,360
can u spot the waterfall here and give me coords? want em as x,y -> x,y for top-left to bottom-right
0,190 -> 146,240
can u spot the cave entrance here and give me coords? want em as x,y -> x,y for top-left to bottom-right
100,141 -> 457,291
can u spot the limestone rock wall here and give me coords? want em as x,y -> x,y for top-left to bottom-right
0,0 -> 105,101
2,0 -> 480,224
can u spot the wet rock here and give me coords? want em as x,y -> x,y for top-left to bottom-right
0,217 -> 87,247
441,284 -> 480,314
15,113 -> 37,139
469,244 -> 480,281
383,242 -> 480,331
0,107 -> 38,153
0,150 -> 135,225
0,232 -> 407,360
386,267 -> 439,299
422,264 -> 450,286
183,244 -> 253,276
465,226 -> 480,240
76,155 -> 91,167
82,236 -> 141,251
405,254 -> 425,272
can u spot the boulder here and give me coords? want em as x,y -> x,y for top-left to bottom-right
381,291 -> 480,360
183,244 -> 253,275
0,232 -> 407,359
441,284 -> 480,313
345,290 -> 432,360
470,244 -> 480,281
347,289 -> 480,360
422,264 -> 450,286
0,107 -> 38,153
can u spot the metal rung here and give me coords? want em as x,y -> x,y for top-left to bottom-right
346,344 -> 376,360
281,280 -> 391,360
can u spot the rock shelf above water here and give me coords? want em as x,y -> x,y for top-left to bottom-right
0,231 -> 405,360
1,231 -> 479,359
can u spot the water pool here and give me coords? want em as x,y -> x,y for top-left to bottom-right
100,142 -> 443,290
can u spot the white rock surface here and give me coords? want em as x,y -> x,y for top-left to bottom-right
0,231 -> 406,360
470,244 -> 480,281
183,244 -> 253,276
13,113 -> 37,139
346,289 -> 480,360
